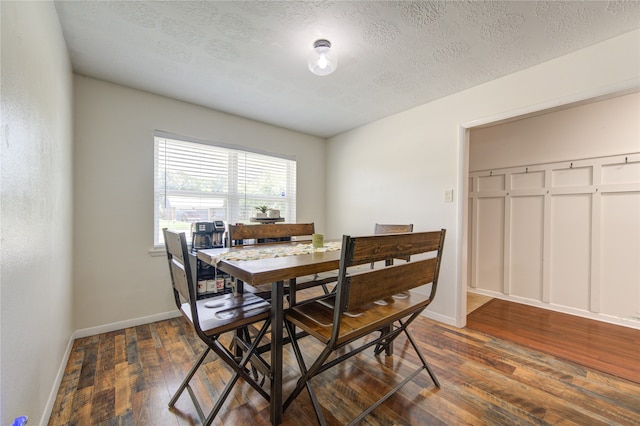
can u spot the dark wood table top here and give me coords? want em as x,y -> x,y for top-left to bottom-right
197,243 -> 342,285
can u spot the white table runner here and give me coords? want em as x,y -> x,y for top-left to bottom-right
212,241 -> 342,264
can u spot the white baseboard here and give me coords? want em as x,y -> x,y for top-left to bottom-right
73,310 -> 182,339
421,310 -> 457,327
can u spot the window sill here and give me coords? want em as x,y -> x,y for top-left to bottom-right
149,247 -> 166,257
149,244 -> 198,257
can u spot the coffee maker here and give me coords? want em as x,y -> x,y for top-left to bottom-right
191,221 -> 225,251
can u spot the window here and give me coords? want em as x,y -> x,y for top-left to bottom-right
154,132 -> 296,246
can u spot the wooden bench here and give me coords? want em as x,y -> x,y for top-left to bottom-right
284,229 -> 446,424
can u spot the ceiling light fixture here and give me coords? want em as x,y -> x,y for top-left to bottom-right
308,39 -> 336,76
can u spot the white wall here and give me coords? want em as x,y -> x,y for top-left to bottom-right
326,30 -> 640,327
0,2 -> 74,425
73,76 -> 327,331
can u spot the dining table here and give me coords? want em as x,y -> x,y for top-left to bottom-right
196,241 -> 343,425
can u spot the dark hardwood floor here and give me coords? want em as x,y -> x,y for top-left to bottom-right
48,301 -> 640,426
466,298 -> 640,384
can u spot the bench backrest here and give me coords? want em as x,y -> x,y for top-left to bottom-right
337,229 -> 446,312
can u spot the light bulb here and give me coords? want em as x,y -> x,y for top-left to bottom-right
317,54 -> 328,69
308,39 -> 336,76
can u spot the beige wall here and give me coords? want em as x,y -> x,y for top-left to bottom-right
470,92 -> 640,171
1,2 -> 74,424
72,76 -> 327,331
326,30 -> 640,327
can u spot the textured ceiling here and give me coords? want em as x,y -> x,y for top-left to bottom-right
54,1 -> 640,138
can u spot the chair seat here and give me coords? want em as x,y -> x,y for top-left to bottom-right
286,291 -> 431,346
181,292 -> 270,336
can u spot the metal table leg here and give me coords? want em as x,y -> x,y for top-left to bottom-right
270,280 -> 284,424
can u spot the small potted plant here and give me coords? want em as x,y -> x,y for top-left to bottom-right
255,205 -> 269,218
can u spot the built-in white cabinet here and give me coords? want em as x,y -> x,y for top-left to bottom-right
469,153 -> 640,328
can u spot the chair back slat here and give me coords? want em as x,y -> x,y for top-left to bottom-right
165,227 -> 187,263
374,223 -> 413,234
169,258 -> 191,305
228,223 -> 315,246
346,258 -> 437,310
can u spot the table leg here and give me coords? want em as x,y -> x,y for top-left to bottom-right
383,324 -> 393,355
235,279 -> 245,358
270,280 -> 284,425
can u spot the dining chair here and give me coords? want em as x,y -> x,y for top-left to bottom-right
163,228 -> 272,425
227,222 -> 335,299
283,229 -> 446,425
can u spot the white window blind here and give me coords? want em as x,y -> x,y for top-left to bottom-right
154,133 -> 296,246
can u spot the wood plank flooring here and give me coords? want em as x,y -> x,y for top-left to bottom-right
48,310 -> 640,425
466,298 -> 640,384
466,292 -> 493,314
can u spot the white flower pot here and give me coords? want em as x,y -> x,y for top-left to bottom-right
268,209 -> 280,218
